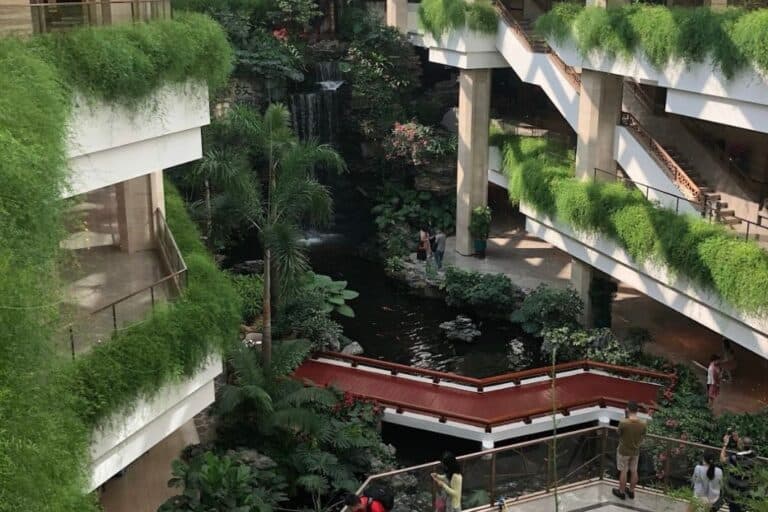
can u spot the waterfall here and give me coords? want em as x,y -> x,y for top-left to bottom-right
288,61 -> 344,144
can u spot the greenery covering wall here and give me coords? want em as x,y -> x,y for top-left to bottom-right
419,0 -> 498,38
537,3 -> 768,79
499,134 -> 768,316
0,14 -> 232,511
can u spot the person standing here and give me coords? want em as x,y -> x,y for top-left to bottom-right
720,433 -> 756,512
431,452 -> 463,512
417,227 -> 431,262
434,228 -> 447,270
612,401 -> 647,500
707,355 -> 722,408
692,452 -> 723,512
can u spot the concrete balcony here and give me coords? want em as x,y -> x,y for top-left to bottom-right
64,80 -> 209,198
549,40 -> 768,134
89,354 -> 221,491
520,202 -> 768,361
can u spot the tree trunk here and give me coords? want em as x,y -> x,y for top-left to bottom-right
262,248 -> 272,367
204,178 -> 212,243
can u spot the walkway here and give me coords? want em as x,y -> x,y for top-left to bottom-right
295,353 -> 670,443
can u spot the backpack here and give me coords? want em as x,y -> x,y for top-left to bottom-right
363,486 -> 395,511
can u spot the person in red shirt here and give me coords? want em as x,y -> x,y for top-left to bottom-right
344,494 -> 387,512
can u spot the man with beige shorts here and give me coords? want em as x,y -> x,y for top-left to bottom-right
612,401 -> 646,500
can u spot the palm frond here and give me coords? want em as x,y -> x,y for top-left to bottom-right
275,386 -> 337,409
262,222 -> 310,297
269,407 -> 324,434
269,338 -> 313,377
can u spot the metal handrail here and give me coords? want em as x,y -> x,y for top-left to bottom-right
62,208 -> 188,358
349,425 -> 767,510
494,0 -> 581,90
619,111 -> 704,205
594,167 -> 768,243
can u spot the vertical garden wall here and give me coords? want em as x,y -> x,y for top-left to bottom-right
0,14 -> 235,511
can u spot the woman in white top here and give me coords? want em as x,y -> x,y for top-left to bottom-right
431,452 -> 463,512
692,452 -> 723,512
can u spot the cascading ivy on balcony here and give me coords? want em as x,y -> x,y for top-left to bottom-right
498,133 -> 768,317
419,0 -> 498,38
537,3 -> 768,79
0,13 -> 234,512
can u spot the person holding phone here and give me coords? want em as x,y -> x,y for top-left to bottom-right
431,452 -> 463,512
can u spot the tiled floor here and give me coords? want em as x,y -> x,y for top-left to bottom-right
488,481 -> 686,512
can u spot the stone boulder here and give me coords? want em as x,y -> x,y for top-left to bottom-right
341,341 -> 364,356
439,315 -> 481,343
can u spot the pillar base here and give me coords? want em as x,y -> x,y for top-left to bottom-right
570,258 -> 594,327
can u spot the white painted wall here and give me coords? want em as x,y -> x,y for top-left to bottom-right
521,204 -> 768,360
89,354 -> 222,491
64,81 -> 210,198
495,19 -> 579,130
551,41 -> 768,134
666,89 -> 768,134
615,127 -> 700,216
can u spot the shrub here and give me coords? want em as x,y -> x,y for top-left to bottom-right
419,0 -> 497,38
274,291 -> 344,350
499,133 -> 768,317
383,122 -> 457,167
443,267 -> 524,316
469,205 -> 491,240
510,284 -> 583,335
229,273 -> 264,324
535,4 -> 768,79
541,326 -> 637,365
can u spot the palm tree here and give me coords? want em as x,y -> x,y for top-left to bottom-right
231,104 -> 345,366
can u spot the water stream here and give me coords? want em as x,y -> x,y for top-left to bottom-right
289,61 -> 344,143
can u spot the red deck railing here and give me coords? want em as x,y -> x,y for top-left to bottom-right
304,352 -> 676,431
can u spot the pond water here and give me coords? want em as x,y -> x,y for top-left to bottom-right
308,236 -> 544,378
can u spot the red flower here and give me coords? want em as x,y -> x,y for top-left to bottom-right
272,28 -> 288,41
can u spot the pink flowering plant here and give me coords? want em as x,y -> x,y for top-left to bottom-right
383,122 -> 457,166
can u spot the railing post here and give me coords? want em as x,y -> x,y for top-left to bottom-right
746,222 -> 751,241
112,303 -> 117,332
599,427 -> 607,480
663,439 -> 672,489
150,285 -> 155,307
675,197 -> 680,214
69,326 -> 76,360
489,453 -> 497,504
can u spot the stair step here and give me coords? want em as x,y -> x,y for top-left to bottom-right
717,209 -> 736,217
722,218 -> 742,225
716,201 -> 729,209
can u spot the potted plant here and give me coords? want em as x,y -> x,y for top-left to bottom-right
469,205 -> 491,258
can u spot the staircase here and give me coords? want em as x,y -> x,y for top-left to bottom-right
516,18 -> 548,52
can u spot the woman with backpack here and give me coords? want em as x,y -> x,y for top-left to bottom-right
691,452 -> 723,512
431,452 -> 463,512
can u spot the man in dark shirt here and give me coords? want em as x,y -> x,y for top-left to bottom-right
720,434 -> 756,512
612,401 -> 647,500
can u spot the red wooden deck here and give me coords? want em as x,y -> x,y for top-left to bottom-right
295,355 -> 670,430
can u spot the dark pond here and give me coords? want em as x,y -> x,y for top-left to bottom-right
307,236 -> 544,379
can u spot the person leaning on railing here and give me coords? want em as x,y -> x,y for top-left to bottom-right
612,400 -> 647,501
720,432 -> 756,512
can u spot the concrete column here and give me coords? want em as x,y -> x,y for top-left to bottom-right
456,69 -> 492,255
570,258 -> 593,327
575,70 -> 623,180
116,174 -> 154,254
386,0 -> 408,34
705,0 -> 728,10
149,170 -> 165,240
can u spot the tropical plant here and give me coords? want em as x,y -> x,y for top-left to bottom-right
383,122 -> 457,167
229,273 -> 264,324
159,450 -> 288,512
419,0 -> 497,38
214,341 -> 391,512
540,326 -> 637,365
346,21 -> 421,141
305,273 -> 359,318
511,284 -> 583,335
274,290 -> 344,350
229,104 -> 345,366
443,267 -> 524,316
469,205 -> 491,240
266,0 -> 322,31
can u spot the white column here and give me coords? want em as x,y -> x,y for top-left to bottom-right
575,71 -> 623,181
570,258 -> 593,327
456,69 -> 492,255
116,174 -> 154,254
386,0 -> 408,34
